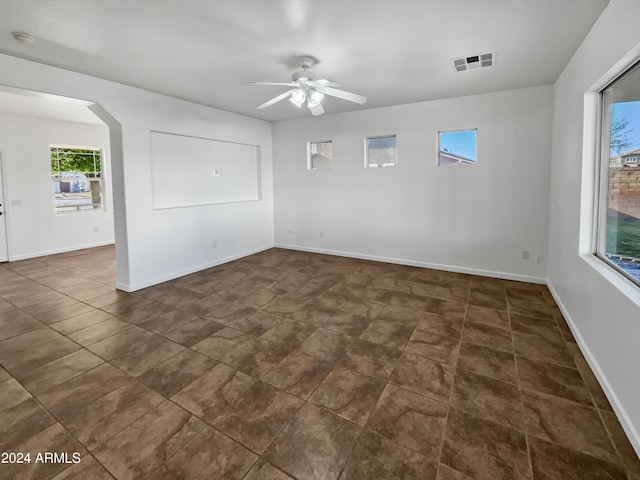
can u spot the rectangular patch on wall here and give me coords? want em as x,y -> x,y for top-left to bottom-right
150,131 -> 260,209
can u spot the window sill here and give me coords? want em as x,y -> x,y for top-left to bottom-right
580,253 -> 640,307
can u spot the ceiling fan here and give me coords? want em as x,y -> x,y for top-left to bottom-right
250,56 -> 367,116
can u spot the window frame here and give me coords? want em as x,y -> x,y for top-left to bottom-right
51,145 -> 105,215
364,134 -> 397,168
307,140 -> 333,170
437,128 -> 478,166
593,60 -> 640,288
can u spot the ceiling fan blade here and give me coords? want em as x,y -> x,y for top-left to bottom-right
249,82 -> 297,87
257,89 -> 296,109
314,79 -> 340,87
309,103 -> 325,116
323,87 -> 367,104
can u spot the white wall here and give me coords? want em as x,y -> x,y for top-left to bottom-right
273,85 -> 553,282
0,54 -> 274,291
0,113 -> 114,259
547,0 -> 640,453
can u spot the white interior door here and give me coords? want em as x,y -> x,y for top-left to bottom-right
0,153 -> 8,262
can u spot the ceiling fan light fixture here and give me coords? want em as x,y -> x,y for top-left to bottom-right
307,89 -> 324,107
289,89 -> 306,107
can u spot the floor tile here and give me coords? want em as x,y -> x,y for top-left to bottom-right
468,289 -> 507,311
0,398 -> 57,451
521,389 -> 617,463
417,312 -> 464,338
51,455 -> 114,480
340,338 -> 402,379
49,309 -> 114,335
66,318 -> 132,346
359,319 -> 414,350
508,298 -> 554,319
20,349 -> 104,395
171,363 -> 255,423
108,334 -> 184,377
140,309 -> 225,347
63,380 -> 165,450
309,365 -> 386,426
37,363 -> 130,422
513,331 -> 574,367
529,436 -> 627,480
137,349 -> 217,397
567,343 -> 613,411
262,351 -> 333,399
456,341 -> 517,384
450,369 -> 524,430
0,423 -> 87,480
425,296 -> 467,319
441,409 -> 531,480
0,378 -> 31,412
214,381 -> 303,452
85,326 -> 156,360
405,330 -> 460,366
340,430 -> 437,479
298,328 -> 353,361
231,310 -> 286,335
432,283 -> 470,302
244,459 -> 294,480
376,303 -> 423,327
510,313 -> 563,341
260,320 -> 316,344
461,322 -> 513,352
147,426 -> 256,480
465,305 -> 509,331
367,383 -> 447,459
0,310 -> 44,342
516,356 -> 591,405
264,403 -> 361,480
600,409 -> 640,475
191,327 -> 271,368
390,352 -> 453,402
93,401 -> 206,479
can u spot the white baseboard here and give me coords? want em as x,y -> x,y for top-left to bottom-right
10,240 -> 115,261
118,243 -> 275,292
274,243 -> 547,284
547,280 -> 640,458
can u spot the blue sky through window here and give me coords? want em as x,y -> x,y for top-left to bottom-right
439,130 -> 477,161
611,101 -> 640,155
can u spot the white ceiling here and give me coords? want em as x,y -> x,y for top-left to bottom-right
0,0 -> 609,122
0,85 -> 104,125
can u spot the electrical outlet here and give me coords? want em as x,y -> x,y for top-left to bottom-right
535,254 -> 543,263
287,227 -> 293,234
213,168 -> 221,177
93,226 -> 100,233
208,240 -> 215,248
319,231 -> 325,238
10,199 -> 21,206
213,240 -> 218,248
522,250 -> 529,260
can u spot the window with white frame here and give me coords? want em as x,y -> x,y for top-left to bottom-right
595,60 -> 640,286
308,140 -> 332,170
438,129 -> 477,166
365,135 -> 397,168
51,146 -> 103,214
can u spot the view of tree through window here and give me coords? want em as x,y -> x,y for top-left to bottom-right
51,146 -> 103,214
598,62 -> 640,285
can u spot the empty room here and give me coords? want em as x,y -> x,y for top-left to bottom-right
0,0 -> 639,479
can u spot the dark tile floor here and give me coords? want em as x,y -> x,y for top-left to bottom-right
1,246 -> 639,479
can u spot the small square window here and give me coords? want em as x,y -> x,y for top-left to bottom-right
438,129 -> 477,166
366,135 -> 397,168
308,141 -> 332,170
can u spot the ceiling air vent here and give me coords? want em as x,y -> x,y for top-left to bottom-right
452,52 -> 494,72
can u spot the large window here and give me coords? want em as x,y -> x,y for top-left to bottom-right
596,61 -> 640,285
51,146 -> 103,214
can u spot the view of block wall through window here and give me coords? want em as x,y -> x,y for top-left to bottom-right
51,146 -> 103,214
308,141 -> 332,170
365,135 -> 397,167
597,60 -> 640,285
